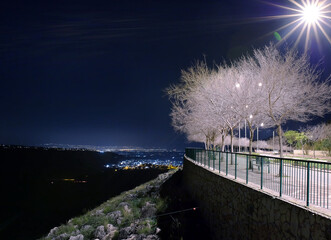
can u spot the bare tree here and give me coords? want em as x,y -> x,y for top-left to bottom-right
253,44 -> 331,157
230,56 -> 273,155
166,61 -> 219,149
166,44 -> 331,162
304,123 -> 331,157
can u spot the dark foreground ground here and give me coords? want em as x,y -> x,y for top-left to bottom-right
158,170 -> 212,240
0,147 -> 168,240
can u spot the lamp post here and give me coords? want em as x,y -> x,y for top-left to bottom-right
273,131 -> 275,154
238,122 -> 241,152
257,123 -> 264,152
244,119 -> 247,152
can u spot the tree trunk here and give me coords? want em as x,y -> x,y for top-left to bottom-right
230,127 -> 234,164
277,124 -> 283,176
249,128 -> 254,169
249,129 -> 254,155
221,135 -> 225,152
277,125 -> 283,158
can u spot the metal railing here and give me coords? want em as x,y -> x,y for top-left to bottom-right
185,148 -> 331,209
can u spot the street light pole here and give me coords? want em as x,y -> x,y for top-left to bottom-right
257,126 -> 259,152
239,122 -> 241,152
245,119 -> 247,152
273,131 -> 275,153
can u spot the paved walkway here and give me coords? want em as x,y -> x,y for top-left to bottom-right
194,152 -> 331,212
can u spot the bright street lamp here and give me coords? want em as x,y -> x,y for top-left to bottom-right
267,0 -> 330,52
302,3 -> 321,24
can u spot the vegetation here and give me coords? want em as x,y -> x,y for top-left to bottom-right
283,122 -> 331,156
39,171 -> 175,240
166,44 -> 331,157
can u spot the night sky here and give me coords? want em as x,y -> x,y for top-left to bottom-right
0,0 -> 330,149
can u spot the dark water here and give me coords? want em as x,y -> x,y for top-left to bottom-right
0,147 -> 182,240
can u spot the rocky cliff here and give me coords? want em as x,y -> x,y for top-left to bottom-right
40,170 -> 177,240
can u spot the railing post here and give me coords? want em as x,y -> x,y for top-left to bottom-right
261,157 -> 263,189
280,159 -> 283,197
246,155 -> 248,184
307,162 -> 310,207
226,152 -> 228,175
208,150 -> 210,168
213,151 -> 215,170
235,153 -> 237,179
219,152 -> 221,173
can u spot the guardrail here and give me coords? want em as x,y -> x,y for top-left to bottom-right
185,148 -> 331,209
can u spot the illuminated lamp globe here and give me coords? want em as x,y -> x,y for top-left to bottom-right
302,4 -> 321,24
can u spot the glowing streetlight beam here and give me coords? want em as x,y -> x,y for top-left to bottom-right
302,4 -> 321,23
263,0 -> 331,52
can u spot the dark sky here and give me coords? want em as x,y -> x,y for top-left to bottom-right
0,0 -> 330,149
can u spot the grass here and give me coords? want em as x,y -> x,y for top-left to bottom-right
137,219 -> 157,235
39,170 -> 176,240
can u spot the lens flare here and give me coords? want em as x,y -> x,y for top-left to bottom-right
302,3 -> 321,23
265,0 -> 331,52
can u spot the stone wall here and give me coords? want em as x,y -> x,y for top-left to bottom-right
182,156 -> 331,240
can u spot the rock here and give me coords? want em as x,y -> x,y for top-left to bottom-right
107,210 -> 123,225
47,227 -> 59,238
124,204 -> 132,213
106,224 -> 117,234
145,235 -> 159,240
125,193 -> 138,200
72,230 -> 80,236
118,224 -> 136,239
116,218 -> 122,225
101,224 -> 118,240
81,225 -> 92,231
95,226 -> 106,239
92,209 -> 105,216
118,202 -> 130,208
141,202 -> 157,218
155,227 -> 161,234
53,233 -> 70,240
69,234 -> 84,240
124,234 -> 139,240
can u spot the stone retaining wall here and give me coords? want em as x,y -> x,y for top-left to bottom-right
182,156 -> 331,240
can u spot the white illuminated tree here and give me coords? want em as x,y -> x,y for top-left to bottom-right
253,44 -> 331,157
167,61 -> 219,149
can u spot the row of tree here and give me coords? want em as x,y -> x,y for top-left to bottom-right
166,44 -> 331,157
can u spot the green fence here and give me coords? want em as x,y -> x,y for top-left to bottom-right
185,148 -> 330,209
